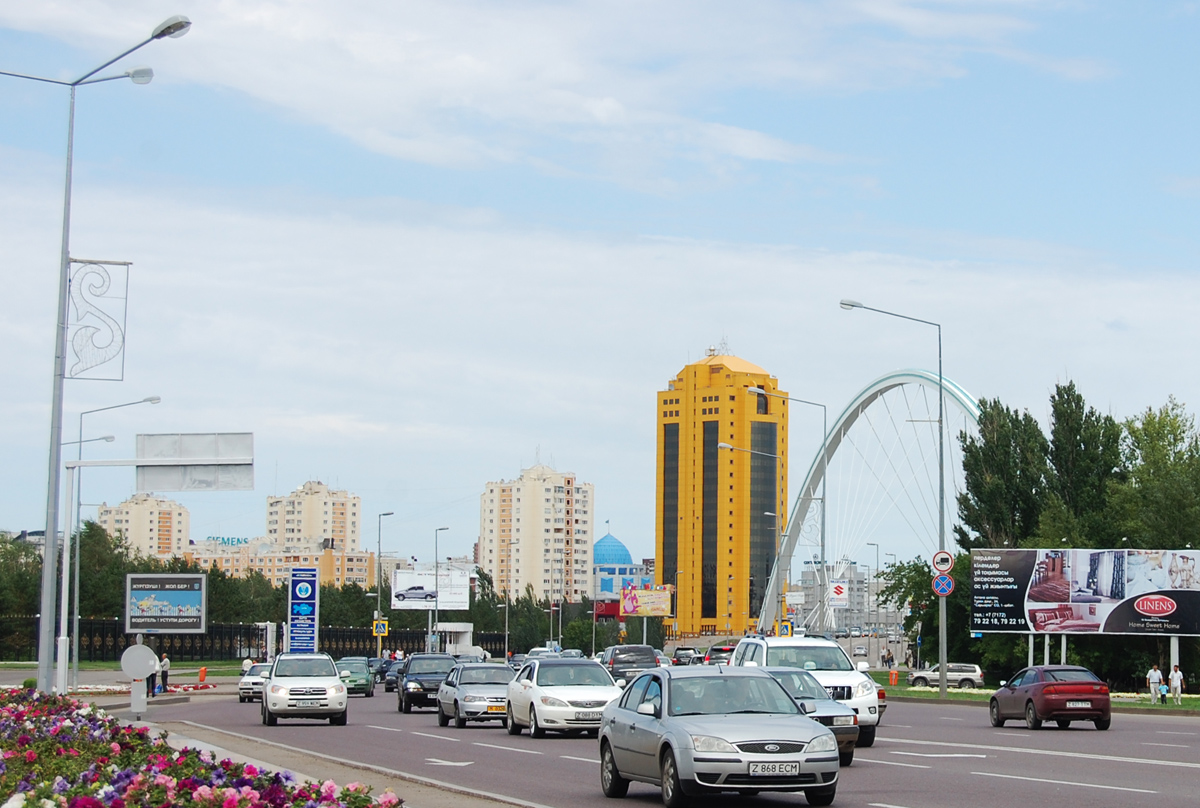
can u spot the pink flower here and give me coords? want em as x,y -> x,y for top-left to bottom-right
192,786 -> 213,801
344,783 -> 362,793
25,749 -> 37,763
243,764 -> 258,777
377,792 -> 401,807
110,742 -> 121,753
154,774 -> 175,788
320,781 -> 337,799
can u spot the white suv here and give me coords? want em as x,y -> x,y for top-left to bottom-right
732,636 -> 885,746
261,652 -> 351,726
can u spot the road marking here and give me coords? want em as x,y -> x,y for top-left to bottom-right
971,771 -> 1156,794
1157,731 -> 1198,736
855,758 -> 931,769
411,731 -> 461,742
886,725 -> 913,728
367,725 -> 403,733
893,752 -> 986,758
473,742 -> 542,755
937,717 -> 965,721
561,755 -> 599,763
869,804 -> 916,808
995,733 -> 1025,738
427,758 -> 474,767
1142,742 -> 1190,748
878,736 -> 1200,770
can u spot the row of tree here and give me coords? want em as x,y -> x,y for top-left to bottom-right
880,382 -> 1200,689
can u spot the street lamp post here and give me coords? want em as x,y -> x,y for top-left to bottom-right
2,14 -> 192,693
885,552 -> 897,638
376,512 -> 394,658
72,395 -> 160,689
498,603 -> 509,662
588,609 -> 597,657
867,542 -> 879,663
433,526 -> 449,652
840,298 -> 947,697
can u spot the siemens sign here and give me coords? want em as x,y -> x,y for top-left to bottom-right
205,536 -> 252,546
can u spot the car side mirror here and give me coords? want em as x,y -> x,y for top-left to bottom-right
1000,680 -> 1008,688
616,679 -> 627,688
743,660 -> 758,667
636,701 -> 659,717
796,699 -> 818,715
857,661 -> 870,673
340,670 -> 351,679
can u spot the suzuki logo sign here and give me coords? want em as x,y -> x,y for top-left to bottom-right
832,584 -> 846,597
1134,595 -> 1176,618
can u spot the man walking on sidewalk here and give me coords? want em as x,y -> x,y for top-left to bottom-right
1147,664 -> 1164,704
1169,665 -> 1185,706
160,653 -> 171,691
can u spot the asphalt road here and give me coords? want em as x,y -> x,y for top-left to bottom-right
141,690 -> 1200,808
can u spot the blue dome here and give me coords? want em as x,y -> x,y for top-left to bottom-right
593,533 -> 633,565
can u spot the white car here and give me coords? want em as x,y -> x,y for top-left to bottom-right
732,635 -> 886,747
506,658 -> 624,737
261,652 -> 351,726
238,662 -> 272,703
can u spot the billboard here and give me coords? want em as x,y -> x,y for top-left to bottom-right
620,587 -> 672,617
972,548 -> 1200,636
125,574 -> 207,634
829,580 -> 850,610
392,566 -> 470,611
287,567 -> 320,653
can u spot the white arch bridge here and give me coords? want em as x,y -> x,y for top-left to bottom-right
756,369 -> 982,633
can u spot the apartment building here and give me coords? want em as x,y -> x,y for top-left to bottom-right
97,493 -> 190,558
266,481 -> 361,550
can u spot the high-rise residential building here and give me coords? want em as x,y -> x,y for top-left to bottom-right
97,493 -> 190,558
186,540 -> 375,588
266,481 -> 361,550
656,350 -> 788,638
478,465 -> 595,602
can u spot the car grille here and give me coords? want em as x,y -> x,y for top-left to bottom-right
825,686 -> 852,700
736,741 -> 807,754
569,699 -> 608,709
288,687 -> 328,697
697,773 -> 820,786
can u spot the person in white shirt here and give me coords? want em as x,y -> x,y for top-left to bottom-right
160,653 -> 171,690
1169,665 -> 1185,705
1147,664 -> 1164,703
147,654 -> 162,698
242,657 -> 254,674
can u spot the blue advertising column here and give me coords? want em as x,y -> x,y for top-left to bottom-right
287,568 -> 319,653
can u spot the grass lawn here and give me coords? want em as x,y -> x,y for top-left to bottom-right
1,660 -> 244,676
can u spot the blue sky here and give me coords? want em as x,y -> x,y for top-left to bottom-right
2,2 -> 1199,571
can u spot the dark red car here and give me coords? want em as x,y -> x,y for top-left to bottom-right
989,665 -> 1111,730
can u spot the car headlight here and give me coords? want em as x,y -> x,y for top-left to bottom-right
539,696 -> 569,708
405,681 -> 421,690
831,715 -> 857,726
691,735 -> 738,753
269,685 -> 286,696
463,695 -> 487,703
330,685 -> 346,695
806,733 -> 837,753
854,680 -> 876,699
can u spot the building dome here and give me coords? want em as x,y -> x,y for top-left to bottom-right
593,533 -> 633,565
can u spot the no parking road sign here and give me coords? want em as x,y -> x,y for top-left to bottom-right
932,574 -> 955,597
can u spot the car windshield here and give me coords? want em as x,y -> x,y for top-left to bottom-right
460,667 -> 516,685
247,664 -> 271,677
769,670 -> 832,701
669,675 -> 800,716
765,645 -> 854,671
536,664 -> 613,687
274,658 -> 337,677
336,661 -> 369,674
409,658 -> 455,674
1045,669 -> 1101,683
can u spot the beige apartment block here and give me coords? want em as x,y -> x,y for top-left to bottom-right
266,480 -> 361,550
97,493 -> 190,558
479,464 -> 594,603
186,539 -> 376,589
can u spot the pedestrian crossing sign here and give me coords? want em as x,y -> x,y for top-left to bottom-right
373,620 -> 388,637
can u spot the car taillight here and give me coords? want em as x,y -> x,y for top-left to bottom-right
1098,685 -> 1109,695
877,689 -> 886,700
1043,685 -> 1058,695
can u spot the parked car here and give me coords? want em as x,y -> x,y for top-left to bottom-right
506,658 -> 624,737
395,586 -> 437,601
989,665 -> 1111,730
703,645 -> 737,665
238,662 -> 272,703
671,647 -> 698,666
598,666 -> 839,806
382,659 -> 404,692
732,635 -> 885,747
336,658 -> 375,697
397,653 -> 457,713
260,652 -> 350,726
907,663 -> 985,689
437,663 -> 517,728
764,666 -> 860,766
599,644 -> 658,682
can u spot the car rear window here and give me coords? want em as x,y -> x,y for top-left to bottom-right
1045,669 -> 1101,683
460,667 -> 516,685
612,647 -> 657,664
765,645 -> 854,671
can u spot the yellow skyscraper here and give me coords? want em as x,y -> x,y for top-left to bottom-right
656,350 -> 788,638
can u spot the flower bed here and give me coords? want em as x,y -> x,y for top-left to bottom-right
0,689 -> 402,807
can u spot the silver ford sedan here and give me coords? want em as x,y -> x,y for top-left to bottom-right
599,666 -> 839,806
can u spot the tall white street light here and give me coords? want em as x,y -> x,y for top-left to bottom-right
866,542 -> 879,661
840,298 -> 947,697
376,512 -> 394,658
2,15 -> 192,692
433,526 -> 449,652
72,395 -> 160,689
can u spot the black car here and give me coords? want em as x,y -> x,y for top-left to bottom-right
599,644 -> 657,683
382,659 -> 405,692
398,653 -> 457,713
368,657 -> 388,682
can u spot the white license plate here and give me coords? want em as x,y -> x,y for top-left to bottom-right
297,700 -> 321,708
1066,700 -> 1090,709
749,762 -> 800,776
574,711 -> 602,721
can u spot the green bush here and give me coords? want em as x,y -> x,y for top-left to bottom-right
22,677 -> 36,689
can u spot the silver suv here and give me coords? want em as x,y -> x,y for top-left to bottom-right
907,663 -> 984,689
261,652 -> 351,725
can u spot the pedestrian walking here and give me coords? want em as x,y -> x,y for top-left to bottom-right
242,657 -> 254,674
160,652 -> 171,691
1169,665 -> 1185,705
147,654 -> 161,698
1147,664 -> 1164,703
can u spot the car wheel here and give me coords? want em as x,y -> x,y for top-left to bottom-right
506,704 -> 521,735
330,709 -> 347,726
586,728 -> 599,738
454,703 -> 467,729
1024,701 -> 1042,730
367,685 -> 374,698
804,784 -> 837,806
600,742 -> 629,798
396,594 -> 406,601
660,750 -> 687,808
1094,717 -> 1111,730
437,702 -> 450,727
530,708 -> 546,738
989,700 -> 1005,727
857,724 -> 875,747
839,747 -> 854,766
912,677 -> 928,688
264,706 -> 277,727
1056,720 -> 1071,729
239,695 -> 246,703
402,694 -> 412,714
959,679 -> 975,689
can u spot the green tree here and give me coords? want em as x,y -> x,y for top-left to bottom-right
0,533 -> 41,615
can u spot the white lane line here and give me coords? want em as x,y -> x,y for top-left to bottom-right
427,758 -> 473,767
971,771 -> 1157,794
878,736 -> 1200,770
1142,742 -> 1190,748
893,752 -> 986,758
870,804 -> 916,808
473,742 -> 542,755
937,717 -> 964,721
561,755 -> 599,763
855,758 -> 931,769
995,733 -> 1025,738
1157,731 -> 1198,736
411,731 -> 461,742
886,725 -> 913,728
367,725 -> 403,733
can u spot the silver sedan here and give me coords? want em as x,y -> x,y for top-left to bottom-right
599,667 -> 840,806
436,663 -> 515,728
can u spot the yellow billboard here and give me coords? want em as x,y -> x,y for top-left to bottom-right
620,586 -> 673,617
